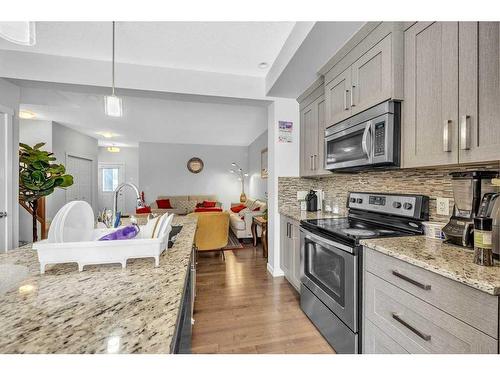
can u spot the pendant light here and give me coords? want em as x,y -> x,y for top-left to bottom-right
104,21 -> 123,117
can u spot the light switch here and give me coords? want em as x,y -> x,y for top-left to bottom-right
436,197 -> 450,216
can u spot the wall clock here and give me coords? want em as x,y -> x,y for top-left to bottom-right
187,157 -> 204,174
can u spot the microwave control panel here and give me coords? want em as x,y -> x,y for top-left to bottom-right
374,121 -> 385,156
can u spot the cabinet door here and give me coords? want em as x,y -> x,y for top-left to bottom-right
459,22 -> 500,163
315,96 -> 329,175
351,34 -> 392,115
402,22 -> 459,167
363,319 -> 408,354
280,216 -> 291,276
291,222 -> 302,291
300,103 -> 317,177
325,68 -> 352,126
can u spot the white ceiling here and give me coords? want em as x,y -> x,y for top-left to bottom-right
0,22 -> 295,77
16,80 -> 270,147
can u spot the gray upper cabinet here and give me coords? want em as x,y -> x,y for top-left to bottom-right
299,80 -> 329,177
403,21 -> 500,168
325,68 -> 352,125
351,34 -> 392,115
402,22 -> 459,168
322,23 -> 404,129
459,22 -> 500,164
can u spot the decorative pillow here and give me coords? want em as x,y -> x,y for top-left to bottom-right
238,208 -> 250,217
136,206 -> 152,214
175,200 -> 197,213
202,200 -> 217,208
156,199 -> 172,209
253,206 -> 261,212
231,204 -> 246,213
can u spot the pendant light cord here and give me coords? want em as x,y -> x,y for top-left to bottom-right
112,21 -> 115,96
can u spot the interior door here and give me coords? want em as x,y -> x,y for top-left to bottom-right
98,163 -> 125,212
66,155 -> 93,206
325,68 -> 352,127
403,22 -> 459,167
351,34 -> 392,115
0,108 -> 13,251
459,22 -> 500,163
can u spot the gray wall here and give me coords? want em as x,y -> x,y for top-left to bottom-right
49,122 -> 98,220
98,146 -> 139,214
139,142 -> 248,210
0,78 -> 20,249
248,130 -> 268,200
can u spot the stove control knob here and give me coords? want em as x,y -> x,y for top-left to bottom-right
356,198 -> 363,204
393,202 -> 402,209
349,197 -> 356,203
403,202 -> 413,210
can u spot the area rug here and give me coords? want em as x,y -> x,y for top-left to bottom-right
223,230 -> 244,250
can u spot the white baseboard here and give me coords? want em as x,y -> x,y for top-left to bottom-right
267,262 -> 284,277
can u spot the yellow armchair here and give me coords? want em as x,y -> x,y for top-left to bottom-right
188,211 -> 230,258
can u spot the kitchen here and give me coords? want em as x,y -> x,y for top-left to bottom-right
279,21 -> 500,354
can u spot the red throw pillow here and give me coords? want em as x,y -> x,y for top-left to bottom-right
202,200 -> 217,208
253,207 -> 260,211
136,206 -> 152,214
156,199 -> 172,209
194,207 -> 223,213
231,204 -> 247,213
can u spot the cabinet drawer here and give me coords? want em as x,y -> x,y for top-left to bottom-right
364,247 -> 498,338
363,319 -> 408,354
364,272 -> 498,353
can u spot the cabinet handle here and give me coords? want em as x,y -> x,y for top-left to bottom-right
460,115 -> 471,150
309,155 -> 313,170
288,223 -> 292,238
344,90 -> 350,110
442,120 -> 452,152
392,313 -> 431,341
392,270 -> 431,290
351,85 -> 356,107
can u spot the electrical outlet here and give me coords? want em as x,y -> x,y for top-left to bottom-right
436,197 -> 450,216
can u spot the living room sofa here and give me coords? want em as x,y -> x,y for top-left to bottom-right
150,195 -> 221,215
229,198 -> 267,239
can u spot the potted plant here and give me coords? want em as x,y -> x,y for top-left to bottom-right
19,142 -> 74,242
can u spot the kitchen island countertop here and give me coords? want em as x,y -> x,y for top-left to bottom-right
0,215 -> 197,354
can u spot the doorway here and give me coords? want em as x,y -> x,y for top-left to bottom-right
0,105 -> 14,251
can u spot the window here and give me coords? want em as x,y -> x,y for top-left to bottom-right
102,168 -> 119,192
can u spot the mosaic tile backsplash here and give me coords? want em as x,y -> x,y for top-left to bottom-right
279,162 -> 500,222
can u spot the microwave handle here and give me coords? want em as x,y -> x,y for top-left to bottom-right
361,122 -> 372,157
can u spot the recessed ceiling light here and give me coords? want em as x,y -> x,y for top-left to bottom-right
19,110 -> 36,119
96,131 -> 117,138
258,62 -> 269,69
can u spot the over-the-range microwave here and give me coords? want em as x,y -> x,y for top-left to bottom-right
324,100 -> 401,171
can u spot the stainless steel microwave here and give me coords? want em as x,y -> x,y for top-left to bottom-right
324,100 -> 401,171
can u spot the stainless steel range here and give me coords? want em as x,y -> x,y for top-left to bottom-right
299,192 -> 429,353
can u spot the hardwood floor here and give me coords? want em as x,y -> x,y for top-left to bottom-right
191,246 -> 335,354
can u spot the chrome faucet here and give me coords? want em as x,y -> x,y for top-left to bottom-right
112,182 -> 145,226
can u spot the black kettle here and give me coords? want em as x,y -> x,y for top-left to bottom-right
305,190 -> 318,212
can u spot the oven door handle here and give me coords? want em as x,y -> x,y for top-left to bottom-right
361,121 -> 372,158
301,228 -> 354,254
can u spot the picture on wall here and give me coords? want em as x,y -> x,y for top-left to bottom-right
278,121 -> 293,143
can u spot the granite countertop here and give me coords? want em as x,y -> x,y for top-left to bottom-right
360,236 -> 500,296
0,215 -> 197,354
279,206 -> 344,222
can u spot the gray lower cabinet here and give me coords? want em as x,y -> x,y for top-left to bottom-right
280,215 -> 301,292
363,248 -> 499,354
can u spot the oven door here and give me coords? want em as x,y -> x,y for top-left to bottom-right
325,121 -> 373,170
300,228 -> 357,331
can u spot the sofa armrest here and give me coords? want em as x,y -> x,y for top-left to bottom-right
242,211 -> 262,227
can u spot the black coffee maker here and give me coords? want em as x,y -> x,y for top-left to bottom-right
305,190 -> 319,212
443,171 -> 498,247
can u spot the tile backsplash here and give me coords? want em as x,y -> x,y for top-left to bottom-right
279,162 -> 500,222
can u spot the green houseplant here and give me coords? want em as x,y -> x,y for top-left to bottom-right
19,142 -> 74,242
